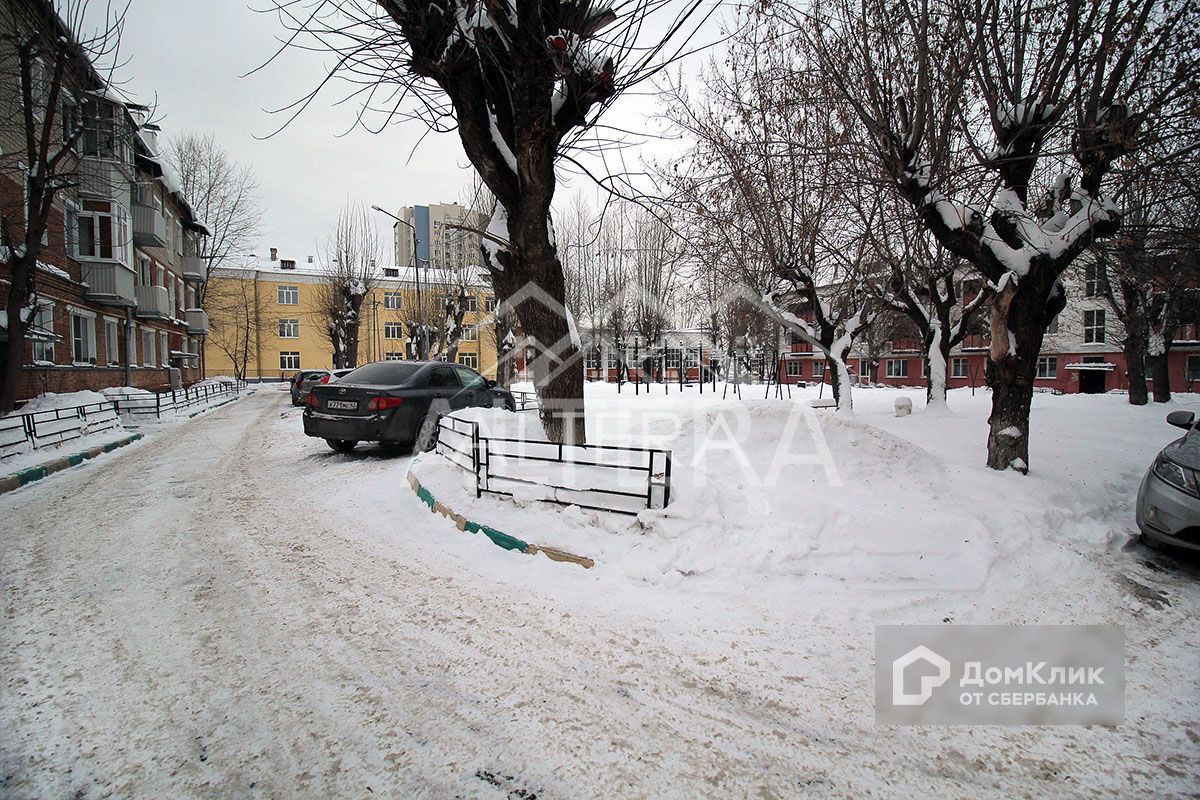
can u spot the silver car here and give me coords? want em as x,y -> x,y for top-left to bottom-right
1136,410 -> 1200,554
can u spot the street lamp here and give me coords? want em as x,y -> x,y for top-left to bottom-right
371,205 -> 428,359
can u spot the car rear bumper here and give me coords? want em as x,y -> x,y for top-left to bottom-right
1136,468 -> 1200,553
303,409 -> 413,443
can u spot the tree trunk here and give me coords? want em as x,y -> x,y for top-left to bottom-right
926,328 -> 949,409
829,351 -> 853,412
0,315 -> 26,414
1123,325 -> 1149,406
1151,349 -> 1172,403
984,280 -> 1048,473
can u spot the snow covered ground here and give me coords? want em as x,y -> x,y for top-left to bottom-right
1,383 -> 1198,798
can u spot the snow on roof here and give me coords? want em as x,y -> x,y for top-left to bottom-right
236,257 -> 491,288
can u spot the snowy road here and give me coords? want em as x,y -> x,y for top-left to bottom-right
3,388 -> 1198,798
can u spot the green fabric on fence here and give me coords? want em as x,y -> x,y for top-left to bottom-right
479,525 -> 528,552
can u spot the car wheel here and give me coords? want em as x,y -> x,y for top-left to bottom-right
326,439 -> 358,453
414,414 -> 440,453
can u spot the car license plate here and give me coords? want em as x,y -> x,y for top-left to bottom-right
326,399 -> 357,411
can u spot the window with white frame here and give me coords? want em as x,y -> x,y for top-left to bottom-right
585,349 -> 601,370
277,285 -> 298,305
160,332 -> 169,366
786,360 -> 803,376
167,277 -> 176,310
1083,263 -> 1099,298
484,296 -> 496,312
384,321 -> 404,339
886,359 -> 909,378
32,302 -> 54,363
813,360 -> 825,378
457,352 -> 479,369
278,318 -> 300,338
607,350 -> 620,369
1036,356 -> 1058,379
951,357 -> 969,379
279,351 -> 301,370
82,95 -> 132,163
104,318 -> 119,365
77,199 -> 130,266
385,351 -> 404,361
665,348 -> 682,369
136,253 -> 153,286
461,323 -> 478,341
70,311 -> 96,364
1084,309 -> 1106,343
141,329 -> 156,366
461,295 -> 478,312
384,291 -> 402,309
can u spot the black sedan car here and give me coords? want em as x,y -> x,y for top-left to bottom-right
303,360 -> 516,452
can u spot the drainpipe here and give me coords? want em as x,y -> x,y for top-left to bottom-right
254,270 -> 263,379
123,308 -> 134,387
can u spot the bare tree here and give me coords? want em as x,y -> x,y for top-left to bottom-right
205,265 -> 262,380
793,0 -> 1199,469
663,28 -> 876,411
166,132 -> 263,304
259,0 -> 712,443
0,0 -> 126,412
316,202 -> 382,369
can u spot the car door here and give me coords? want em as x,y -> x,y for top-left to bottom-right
452,365 -> 490,407
428,364 -> 468,412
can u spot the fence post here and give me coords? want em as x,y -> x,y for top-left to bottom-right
156,391 -> 162,419
472,421 -> 483,498
663,451 -> 673,508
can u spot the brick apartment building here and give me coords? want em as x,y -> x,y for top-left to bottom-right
0,0 -> 209,405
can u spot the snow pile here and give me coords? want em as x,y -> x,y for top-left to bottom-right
18,390 -> 110,414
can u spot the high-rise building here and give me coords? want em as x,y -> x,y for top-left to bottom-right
392,203 -> 488,271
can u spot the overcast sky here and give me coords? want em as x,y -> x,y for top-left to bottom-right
105,1 -> 718,266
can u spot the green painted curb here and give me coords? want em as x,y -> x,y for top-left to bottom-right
0,433 -> 143,496
406,470 -> 594,568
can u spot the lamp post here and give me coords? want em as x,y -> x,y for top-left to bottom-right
371,205 -> 428,359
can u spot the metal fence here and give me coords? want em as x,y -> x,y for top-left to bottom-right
105,381 -> 242,418
435,414 -> 672,516
1,380 -> 242,460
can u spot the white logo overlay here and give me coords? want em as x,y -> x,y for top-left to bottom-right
891,645 -> 952,706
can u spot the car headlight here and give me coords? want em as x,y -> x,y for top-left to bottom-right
1153,453 -> 1200,496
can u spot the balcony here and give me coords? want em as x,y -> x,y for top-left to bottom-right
78,155 -> 133,199
135,285 -> 172,320
133,203 -> 168,248
81,260 -> 136,307
892,338 -> 922,353
182,255 -> 208,283
185,308 -> 209,335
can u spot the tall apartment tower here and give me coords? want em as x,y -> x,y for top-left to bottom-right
392,203 -> 488,270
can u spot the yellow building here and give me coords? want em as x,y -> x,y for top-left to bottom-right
203,257 -> 502,380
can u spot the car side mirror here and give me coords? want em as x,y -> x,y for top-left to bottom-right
485,378 -> 497,388
1166,410 -> 1195,430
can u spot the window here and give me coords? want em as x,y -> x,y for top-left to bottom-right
1188,356 -> 1200,382
32,303 -> 54,363
461,295 -> 478,312
277,285 -> 299,305
886,359 -> 909,378
279,351 -> 301,370
786,360 -> 803,376
1083,263 -> 1098,298
607,350 -> 619,369
383,267 -> 400,278
665,349 -> 682,369
70,312 -> 96,364
77,200 -> 130,266
1084,309 -> 1106,343
385,352 -> 404,361
484,296 -> 496,312
280,259 -> 296,270
63,200 -> 79,257
141,329 -> 156,366
461,324 -> 478,341
429,365 -> 460,388
813,360 -> 825,378
104,318 -> 119,365
456,353 -> 480,371
60,92 -> 79,147
384,321 -> 404,339
81,95 -> 132,163
167,277 -> 176,310
160,332 -> 170,366
951,357 -> 969,379
384,291 -> 402,309
585,349 -> 601,370
1036,356 -> 1058,379
278,319 -> 300,338
137,254 -> 153,286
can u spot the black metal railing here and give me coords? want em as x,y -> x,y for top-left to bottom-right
435,414 -> 672,516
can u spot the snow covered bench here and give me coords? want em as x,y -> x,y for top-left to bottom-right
810,398 -> 837,410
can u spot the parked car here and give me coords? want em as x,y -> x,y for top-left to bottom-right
303,360 -> 516,453
293,368 -> 354,405
1135,409 -> 1200,554
290,370 -> 329,405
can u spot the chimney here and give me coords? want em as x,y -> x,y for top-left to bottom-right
270,247 -> 278,262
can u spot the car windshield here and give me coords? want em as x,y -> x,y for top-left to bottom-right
341,362 -> 423,385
